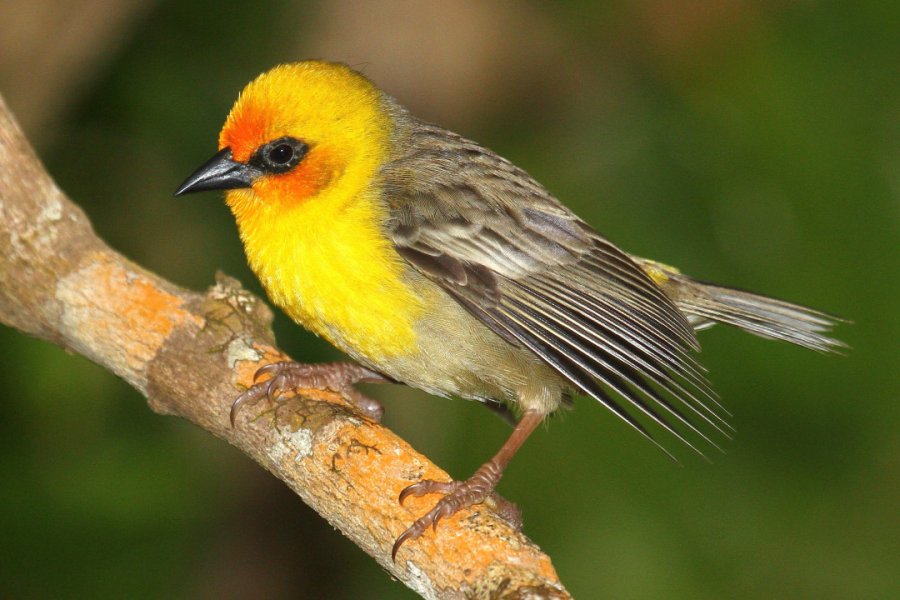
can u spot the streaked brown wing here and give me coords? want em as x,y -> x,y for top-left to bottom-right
381,122 -> 730,457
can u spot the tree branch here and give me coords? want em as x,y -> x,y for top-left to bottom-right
0,94 -> 570,599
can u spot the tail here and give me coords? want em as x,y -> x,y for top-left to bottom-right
636,258 -> 847,353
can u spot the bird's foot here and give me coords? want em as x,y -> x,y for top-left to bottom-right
230,361 -> 386,425
391,460 -> 522,560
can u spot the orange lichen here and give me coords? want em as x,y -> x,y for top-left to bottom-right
230,344 -> 286,388
299,416 -> 561,588
57,251 -> 204,386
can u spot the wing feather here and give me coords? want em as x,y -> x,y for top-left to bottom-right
505,278 -> 732,436
382,121 -> 729,455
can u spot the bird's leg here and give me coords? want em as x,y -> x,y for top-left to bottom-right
392,409 -> 543,560
230,361 -> 387,425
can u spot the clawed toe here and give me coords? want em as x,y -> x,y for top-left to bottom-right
229,382 -> 270,425
230,361 -> 386,426
392,470 -> 503,561
398,479 -> 459,505
392,492 -> 465,561
390,412 -> 542,561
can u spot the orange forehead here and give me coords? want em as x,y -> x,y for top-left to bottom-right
219,102 -> 274,163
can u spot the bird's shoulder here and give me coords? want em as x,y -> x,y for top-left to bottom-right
379,121 -> 595,290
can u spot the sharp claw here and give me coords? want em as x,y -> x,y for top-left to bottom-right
254,363 -> 279,382
398,482 -> 426,505
230,400 -> 241,426
265,379 -> 278,403
392,529 -> 414,562
398,479 -> 458,506
392,497 -> 458,560
432,502 -> 454,532
230,390 -> 254,427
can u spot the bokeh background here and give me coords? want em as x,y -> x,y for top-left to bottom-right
1,1 -> 897,598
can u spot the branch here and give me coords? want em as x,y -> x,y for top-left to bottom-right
0,94 -> 570,599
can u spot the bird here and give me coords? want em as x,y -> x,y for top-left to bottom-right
175,60 -> 844,560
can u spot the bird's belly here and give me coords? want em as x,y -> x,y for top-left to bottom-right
379,284 -> 568,414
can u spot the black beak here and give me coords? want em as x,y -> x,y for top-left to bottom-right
174,147 -> 259,196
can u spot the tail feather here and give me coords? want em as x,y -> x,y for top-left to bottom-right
636,259 -> 847,353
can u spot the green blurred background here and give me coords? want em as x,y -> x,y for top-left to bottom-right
1,1 -> 897,598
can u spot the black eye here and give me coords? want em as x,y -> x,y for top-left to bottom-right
269,143 -> 294,164
250,136 -> 308,174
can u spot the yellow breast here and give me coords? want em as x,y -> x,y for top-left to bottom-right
228,185 -> 426,362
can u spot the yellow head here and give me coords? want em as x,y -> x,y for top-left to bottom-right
175,62 -> 425,359
176,61 -> 394,221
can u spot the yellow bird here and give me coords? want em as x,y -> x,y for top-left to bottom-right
176,61 -> 843,559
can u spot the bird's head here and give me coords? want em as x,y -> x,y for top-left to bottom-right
175,61 -> 394,219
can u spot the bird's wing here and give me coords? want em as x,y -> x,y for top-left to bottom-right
381,123 -> 730,457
